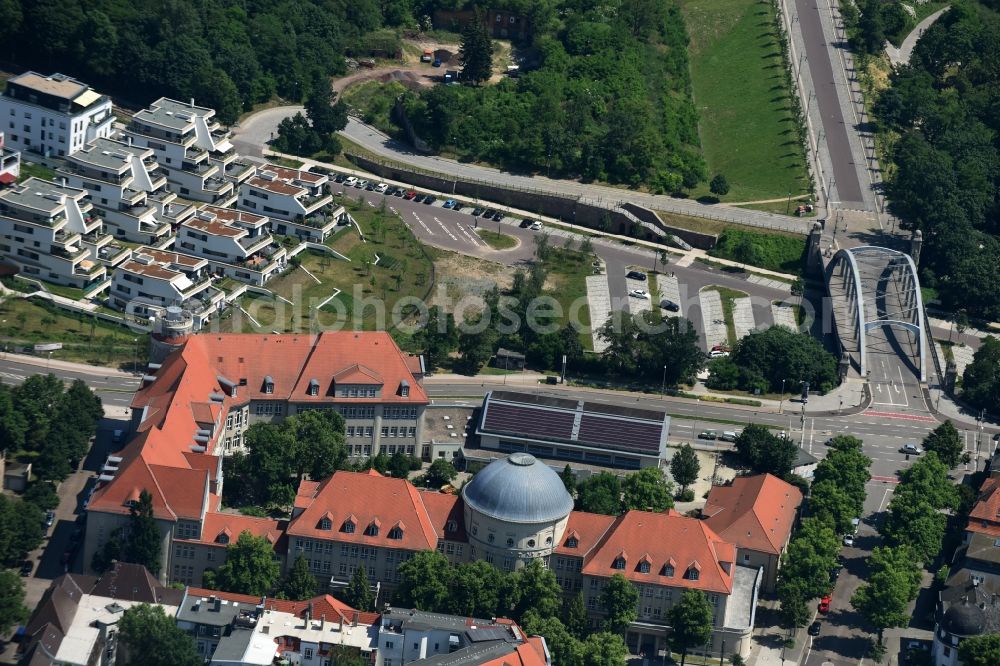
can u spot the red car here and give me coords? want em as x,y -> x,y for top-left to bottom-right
403,190 -> 417,200
818,596 -> 831,613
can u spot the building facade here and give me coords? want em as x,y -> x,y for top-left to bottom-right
176,205 -> 287,285
238,165 -> 344,240
0,131 -> 20,186
0,71 -> 113,158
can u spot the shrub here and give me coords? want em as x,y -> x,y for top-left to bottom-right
676,488 -> 695,502
710,229 -> 807,275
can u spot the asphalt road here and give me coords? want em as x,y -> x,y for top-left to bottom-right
339,185 -> 792,351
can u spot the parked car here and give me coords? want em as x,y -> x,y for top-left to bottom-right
629,289 -> 650,299
492,212 -> 505,222
482,209 -> 496,218
830,567 -> 841,581
530,221 -> 544,231
20,561 -> 32,576
709,349 -> 729,358
355,179 -> 369,189
659,299 -> 680,312
818,596 -> 831,613
698,430 -> 717,441
626,270 -> 647,281
375,183 -> 388,193
519,219 -> 533,228
404,190 -> 418,200
433,58 -> 442,67
392,187 -> 405,196
901,443 -> 922,455
452,202 -> 464,211
443,199 -> 456,209
422,195 -> 436,205
364,181 -> 377,191
334,173 -> 347,183
843,534 -> 855,547
45,511 -> 55,528
343,176 -> 358,187
808,621 -> 821,636
472,207 -> 485,217
720,431 -> 739,443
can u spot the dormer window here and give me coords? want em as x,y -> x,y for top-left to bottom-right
342,517 -> 356,534
638,561 -> 651,574
685,566 -> 700,581
263,375 -> 274,394
446,520 -> 457,533
217,532 -> 230,545
400,380 -> 410,398
319,517 -> 332,530
308,378 -> 319,397
661,565 -> 675,577
230,386 -> 237,398
389,522 -> 405,540
612,557 -> 626,570
365,520 -> 381,537
566,536 -> 579,548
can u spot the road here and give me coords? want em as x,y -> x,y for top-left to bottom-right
338,185 -> 792,351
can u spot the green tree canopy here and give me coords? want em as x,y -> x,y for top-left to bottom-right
709,174 -> 730,196
850,546 -> 922,643
210,531 -> 281,596
281,555 -> 317,601
0,569 -> 27,634
718,327 -> 839,394
422,459 -> 458,488
621,467 -> 674,512
922,420 -> 965,468
669,444 -> 700,492
119,603 -> 200,666
397,550 -> 452,611
344,565 -> 374,612
0,494 -> 44,566
733,424 -> 798,478
450,560 -> 503,618
962,337 -> 1000,413
576,472 -> 623,515
600,574 -> 639,634
563,591 -> 589,639
667,590 -> 714,666
126,489 -> 162,576
459,8 -> 493,84
511,559 -> 562,621
958,633 -> 1000,666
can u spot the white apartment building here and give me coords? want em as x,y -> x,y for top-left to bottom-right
0,177 -> 109,288
0,131 -> 20,185
176,205 -> 287,286
121,98 -> 242,206
0,71 -> 113,157
109,247 -> 224,328
238,165 -> 344,241
58,136 -> 179,245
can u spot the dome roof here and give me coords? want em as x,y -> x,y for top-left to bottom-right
943,603 -> 986,636
462,453 -> 573,524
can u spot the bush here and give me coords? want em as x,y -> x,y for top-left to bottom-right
710,229 -> 807,275
676,488 -> 695,502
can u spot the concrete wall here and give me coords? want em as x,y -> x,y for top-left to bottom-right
620,202 -> 718,250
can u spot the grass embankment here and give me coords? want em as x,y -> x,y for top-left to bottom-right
708,228 -> 807,276
679,0 -> 812,201
476,229 -> 518,250
342,80 -> 409,136
0,297 -> 148,368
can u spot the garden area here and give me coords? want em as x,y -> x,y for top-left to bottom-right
679,0 -> 812,202
708,228 -> 807,275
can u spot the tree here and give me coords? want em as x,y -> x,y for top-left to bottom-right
0,570 -> 27,634
851,546 -> 922,645
723,327 -> 840,394
457,316 -> 498,374
733,424 -> 798,478
450,560 -> 502,618
961,336 -> 1000,414
621,467 -> 673,512
125,489 -> 162,576
809,481 -> 860,534
388,452 -> 414,479
211,531 -> 280,596
459,9 -> 493,84
0,494 -> 44,565
778,518 -> 840,603
419,306 -> 459,371
670,445 -> 700,493
512,559 -> 562,620
560,464 -> 578,496
667,590 -> 714,666
776,577 -> 811,627
23,479 -> 59,512
709,174 -> 730,197
922,420 -> 965,468
576,472 -> 622,515
563,591 -> 589,639
583,632 -> 630,666
600,574 -> 638,634
422,459 -> 458,488
344,565 -> 374,612
398,550 -> 452,611
119,603 -> 200,666
521,612 -> 585,665
958,634 -> 1000,666
282,555 -> 317,601
533,232 -> 552,261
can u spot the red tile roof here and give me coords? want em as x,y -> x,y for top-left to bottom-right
582,510 -> 735,594
187,513 -> 287,550
702,474 -> 803,556
480,636 -> 549,666
968,477 -> 1000,536
555,511 -> 617,556
420,491 -> 467,541
288,470 -> 438,552
185,588 -> 379,626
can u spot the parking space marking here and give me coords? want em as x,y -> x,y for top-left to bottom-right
625,276 -> 652,315
655,274 -> 683,318
431,216 -> 459,242
586,275 -> 613,353
409,212 -> 435,236
732,297 -> 756,340
699,290 -> 728,350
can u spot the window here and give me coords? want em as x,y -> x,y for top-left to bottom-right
304,648 -> 314,659
388,526 -> 403,540
507,538 -> 514,547
319,517 -> 332,530
638,561 -> 651,574
662,565 -> 675,577
685,567 -> 700,581
446,520 -> 457,532
488,533 -> 495,543
264,382 -> 273,394
613,557 -> 626,570
343,520 -> 356,533
401,385 -> 409,397
527,539 -> 535,547
566,536 -> 578,548
365,522 -> 380,537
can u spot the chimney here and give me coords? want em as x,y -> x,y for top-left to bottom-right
320,614 -> 325,630
305,602 -> 312,627
127,136 -> 132,146
352,610 -> 359,627
190,98 -> 195,108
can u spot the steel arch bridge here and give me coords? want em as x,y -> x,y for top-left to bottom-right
826,246 -> 926,382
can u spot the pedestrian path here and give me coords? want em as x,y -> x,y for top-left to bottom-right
699,290 -> 728,350
656,274 -> 683,317
771,302 -> 798,330
732,297 -> 756,339
586,275 -> 613,353
625,276 -> 652,315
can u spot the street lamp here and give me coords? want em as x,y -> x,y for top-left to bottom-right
133,337 -> 139,374
779,379 -> 787,413
661,364 -> 667,397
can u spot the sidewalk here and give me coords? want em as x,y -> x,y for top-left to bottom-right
1,350 -> 137,380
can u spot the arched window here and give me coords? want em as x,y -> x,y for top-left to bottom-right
545,536 -> 552,545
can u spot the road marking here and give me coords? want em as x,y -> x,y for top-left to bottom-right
410,212 -> 435,236
872,475 -> 900,484
864,410 -> 937,423
432,216 -> 458,241
878,487 -> 894,511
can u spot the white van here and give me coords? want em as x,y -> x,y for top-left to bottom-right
343,176 -> 358,187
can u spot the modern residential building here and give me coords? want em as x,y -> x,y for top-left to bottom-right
121,98 -> 240,206
58,136 -> 176,245
375,607 -> 550,666
175,587 -> 378,665
177,205 -> 287,285
0,71 -> 113,157
17,562 -> 184,666
702,474 -> 803,593
108,247 -> 223,327
0,131 -> 20,186
82,331 -> 429,585
475,390 -> 671,469
238,165 -> 344,241
0,177 -> 108,288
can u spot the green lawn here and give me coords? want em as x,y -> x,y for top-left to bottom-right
476,229 -> 518,250
17,162 -> 56,183
0,297 -> 149,369
539,247 -> 593,349
680,0 -> 812,201
342,80 -> 409,136
709,227 -> 807,276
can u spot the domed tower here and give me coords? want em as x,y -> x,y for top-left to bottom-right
149,306 -> 194,364
462,453 -> 574,569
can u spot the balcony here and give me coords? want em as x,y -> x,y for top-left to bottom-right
184,146 -> 209,163
97,242 -> 131,266
81,231 -> 111,247
224,160 -> 255,182
237,234 -> 272,255
300,192 -> 332,210
74,262 -> 105,278
181,161 -> 214,176
205,177 -> 232,195
122,188 -> 146,205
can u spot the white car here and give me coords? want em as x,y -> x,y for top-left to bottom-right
843,534 -> 855,547
709,349 -> 729,358
375,183 -> 388,193
530,221 -> 543,231
629,289 -> 650,299
343,176 -> 358,187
